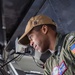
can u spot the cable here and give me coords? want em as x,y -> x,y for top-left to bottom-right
14,55 -> 23,61
0,54 -> 20,68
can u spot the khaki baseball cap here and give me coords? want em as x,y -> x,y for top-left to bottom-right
18,14 -> 56,45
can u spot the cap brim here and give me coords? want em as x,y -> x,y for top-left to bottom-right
18,33 -> 29,45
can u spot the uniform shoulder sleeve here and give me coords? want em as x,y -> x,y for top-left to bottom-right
64,32 -> 75,56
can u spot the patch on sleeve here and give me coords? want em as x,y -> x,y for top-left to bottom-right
70,43 -> 75,54
59,61 -> 67,75
52,66 -> 59,75
52,61 -> 67,75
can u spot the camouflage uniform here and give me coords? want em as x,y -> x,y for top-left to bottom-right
44,32 -> 75,75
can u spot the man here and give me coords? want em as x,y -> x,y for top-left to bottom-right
18,15 -> 75,75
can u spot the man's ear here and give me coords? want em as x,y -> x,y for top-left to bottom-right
41,25 -> 48,34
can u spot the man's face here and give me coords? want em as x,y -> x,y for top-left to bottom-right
27,27 -> 49,53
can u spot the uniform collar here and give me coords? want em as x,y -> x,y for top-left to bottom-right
53,33 -> 62,55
